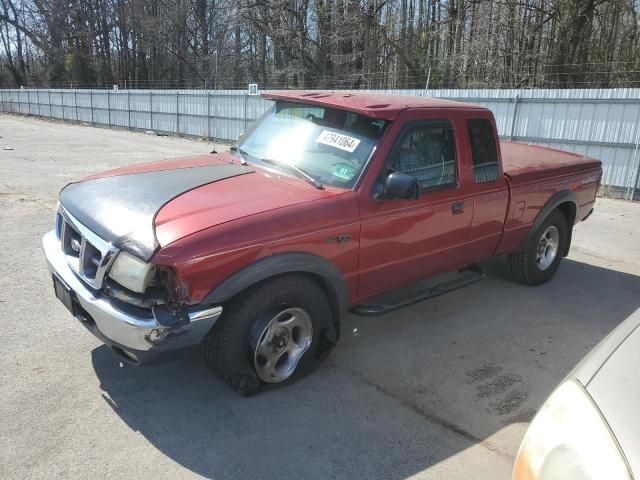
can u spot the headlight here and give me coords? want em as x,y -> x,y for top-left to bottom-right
513,380 -> 631,480
108,251 -> 156,294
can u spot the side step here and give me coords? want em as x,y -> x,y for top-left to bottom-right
350,264 -> 485,317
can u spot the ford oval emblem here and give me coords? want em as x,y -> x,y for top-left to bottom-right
71,238 -> 81,252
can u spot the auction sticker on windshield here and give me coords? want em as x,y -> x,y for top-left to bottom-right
316,130 -> 361,153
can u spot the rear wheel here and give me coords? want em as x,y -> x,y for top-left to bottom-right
508,209 -> 568,285
203,275 -> 335,395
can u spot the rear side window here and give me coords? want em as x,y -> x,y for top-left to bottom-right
390,121 -> 457,190
468,119 -> 499,183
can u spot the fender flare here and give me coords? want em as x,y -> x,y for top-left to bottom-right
202,252 -> 349,321
521,189 -> 578,256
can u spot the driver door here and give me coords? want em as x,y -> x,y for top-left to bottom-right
357,117 -> 474,299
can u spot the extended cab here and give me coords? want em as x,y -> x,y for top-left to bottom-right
42,92 -> 602,395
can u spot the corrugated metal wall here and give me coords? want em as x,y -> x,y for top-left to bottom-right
1,88 -> 639,199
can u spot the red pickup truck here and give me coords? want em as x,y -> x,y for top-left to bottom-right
43,92 -> 602,395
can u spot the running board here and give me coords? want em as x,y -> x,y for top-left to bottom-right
350,264 -> 486,317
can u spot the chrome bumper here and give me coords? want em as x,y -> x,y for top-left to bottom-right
42,230 -> 222,363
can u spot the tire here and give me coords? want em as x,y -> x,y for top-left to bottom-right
507,209 -> 568,286
203,274 -> 337,396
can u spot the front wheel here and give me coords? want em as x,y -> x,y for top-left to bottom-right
508,209 -> 568,285
203,275 -> 336,395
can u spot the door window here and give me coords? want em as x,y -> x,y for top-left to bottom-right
468,119 -> 500,183
390,122 -> 457,190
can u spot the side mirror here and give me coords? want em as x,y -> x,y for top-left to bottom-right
383,171 -> 420,200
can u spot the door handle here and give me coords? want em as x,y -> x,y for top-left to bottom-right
452,201 -> 465,214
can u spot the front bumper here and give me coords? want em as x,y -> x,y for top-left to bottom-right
42,230 -> 222,364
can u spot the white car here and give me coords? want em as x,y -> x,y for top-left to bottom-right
513,308 -> 640,479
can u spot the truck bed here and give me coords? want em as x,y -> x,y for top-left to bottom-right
501,141 -> 602,184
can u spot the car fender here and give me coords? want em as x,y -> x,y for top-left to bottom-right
202,251 -> 349,326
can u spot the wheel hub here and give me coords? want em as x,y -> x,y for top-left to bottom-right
250,307 -> 313,383
536,225 -> 560,271
270,328 -> 290,353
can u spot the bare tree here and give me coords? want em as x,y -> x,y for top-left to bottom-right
1,0 -> 639,88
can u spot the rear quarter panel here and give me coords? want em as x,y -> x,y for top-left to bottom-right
495,168 -> 601,255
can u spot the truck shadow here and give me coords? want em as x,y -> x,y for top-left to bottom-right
92,257 -> 640,479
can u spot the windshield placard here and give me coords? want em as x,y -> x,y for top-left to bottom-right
316,130 -> 361,153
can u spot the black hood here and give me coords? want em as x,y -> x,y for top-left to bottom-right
59,163 -> 252,261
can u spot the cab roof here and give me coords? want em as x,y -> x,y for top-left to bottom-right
262,91 -> 486,120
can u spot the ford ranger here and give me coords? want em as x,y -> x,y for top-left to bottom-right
42,92 -> 602,395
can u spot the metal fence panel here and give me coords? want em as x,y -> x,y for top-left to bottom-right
51,91 -> 63,119
1,87 -> 639,199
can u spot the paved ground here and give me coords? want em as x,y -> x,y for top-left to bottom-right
1,114 -> 639,480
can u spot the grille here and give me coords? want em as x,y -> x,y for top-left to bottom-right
56,207 -> 119,289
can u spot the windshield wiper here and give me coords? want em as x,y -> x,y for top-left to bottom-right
259,157 -> 324,190
229,145 -> 248,165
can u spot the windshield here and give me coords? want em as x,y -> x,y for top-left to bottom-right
237,101 -> 388,189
